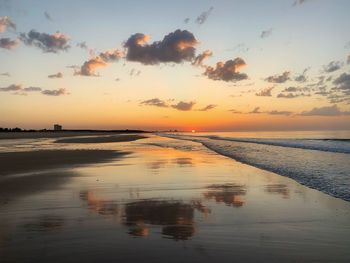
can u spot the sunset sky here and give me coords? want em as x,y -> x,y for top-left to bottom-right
1,0 -> 350,131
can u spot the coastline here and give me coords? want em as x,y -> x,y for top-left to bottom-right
0,134 -> 349,262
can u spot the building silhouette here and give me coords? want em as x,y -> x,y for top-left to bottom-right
54,124 -> 62,131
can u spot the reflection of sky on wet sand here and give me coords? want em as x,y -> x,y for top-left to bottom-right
0,135 -> 350,262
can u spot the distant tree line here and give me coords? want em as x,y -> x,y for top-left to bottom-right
0,127 -> 40,132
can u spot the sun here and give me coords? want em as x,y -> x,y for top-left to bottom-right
191,129 -> 196,133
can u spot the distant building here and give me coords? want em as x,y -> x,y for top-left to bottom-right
54,124 -> 62,131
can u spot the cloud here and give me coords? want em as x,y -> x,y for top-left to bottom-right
195,7 -> 214,25
347,55 -> 350,64
229,43 -> 249,53
0,37 -> 18,49
265,71 -> 290,83
0,72 -> 10,77
295,67 -> 310,82
41,88 -> 67,96
267,110 -> 293,116
140,98 -> 168,108
249,107 -> 261,114
0,84 -> 21,91
75,49 -> 123,76
130,68 -> 141,76
323,61 -> 343,73
124,29 -> 198,65
77,41 -> 88,49
256,86 -> 274,97
204,58 -> 248,82
24,86 -> 42,92
139,98 -> 196,111
44,11 -> 53,22
282,87 -> 298,92
192,49 -> 212,66
277,92 -> 310,98
198,104 -> 217,111
20,30 -> 70,53
292,0 -> 313,6
333,73 -> 350,91
0,16 -> 15,32
171,101 -> 196,111
300,105 -> 350,116
229,109 -> 242,114
48,72 -> 63,78
260,28 -> 273,38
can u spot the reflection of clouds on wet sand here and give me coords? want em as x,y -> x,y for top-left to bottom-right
204,184 -> 246,207
147,157 -> 193,171
124,200 -> 195,240
264,184 -> 290,199
173,157 -> 193,167
80,191 -> 119,216
147,159 -> 168,170
79,190 -> 211,240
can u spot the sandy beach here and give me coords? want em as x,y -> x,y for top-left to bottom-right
0,133 -> 349,262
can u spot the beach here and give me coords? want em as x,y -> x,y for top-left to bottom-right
0,133 -> 350,262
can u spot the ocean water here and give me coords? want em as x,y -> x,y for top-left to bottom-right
161,131 -> 350,201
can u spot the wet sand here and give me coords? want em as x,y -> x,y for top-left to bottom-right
0,135 -> 349,262
0,150 -> 127,176
54,134 -> 147,144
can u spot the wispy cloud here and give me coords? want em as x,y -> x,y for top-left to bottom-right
48,72 -> 63,78
260,28 -> 273,39
294,67 -> 310,82
76,41 -> 88,50
267,110 -> 293,116
0,84 -> 21,92
20,30 -> 70,53
265,71 -> 290,83
41,88 -> 67,96
277,92 -> 310,98
44,11 -> 53,22
249,107 -> 261,114
300,105 -> 350,116
0,84 -> 67,96
197,104 -> 217,111
322,61 -> 343,73
140,98 -> 168,108
195,7 -> 214,25
256,86 -> 274,97
292,0 -> 313,6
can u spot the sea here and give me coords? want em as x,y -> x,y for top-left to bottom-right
161,130 -> 350,201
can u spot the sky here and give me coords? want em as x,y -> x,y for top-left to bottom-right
0,0 -> 350,131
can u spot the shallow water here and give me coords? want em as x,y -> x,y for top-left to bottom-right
0,135 -> 350,262
163,131 -> 350,201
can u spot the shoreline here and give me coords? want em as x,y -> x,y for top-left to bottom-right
0,131 -> 150,140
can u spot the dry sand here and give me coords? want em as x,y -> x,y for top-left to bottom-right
54,134 -> 147,143
0,149 -> 128,176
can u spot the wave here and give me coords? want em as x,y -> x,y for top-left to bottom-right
161,134 -> 350,202
204,136 -> 350,154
